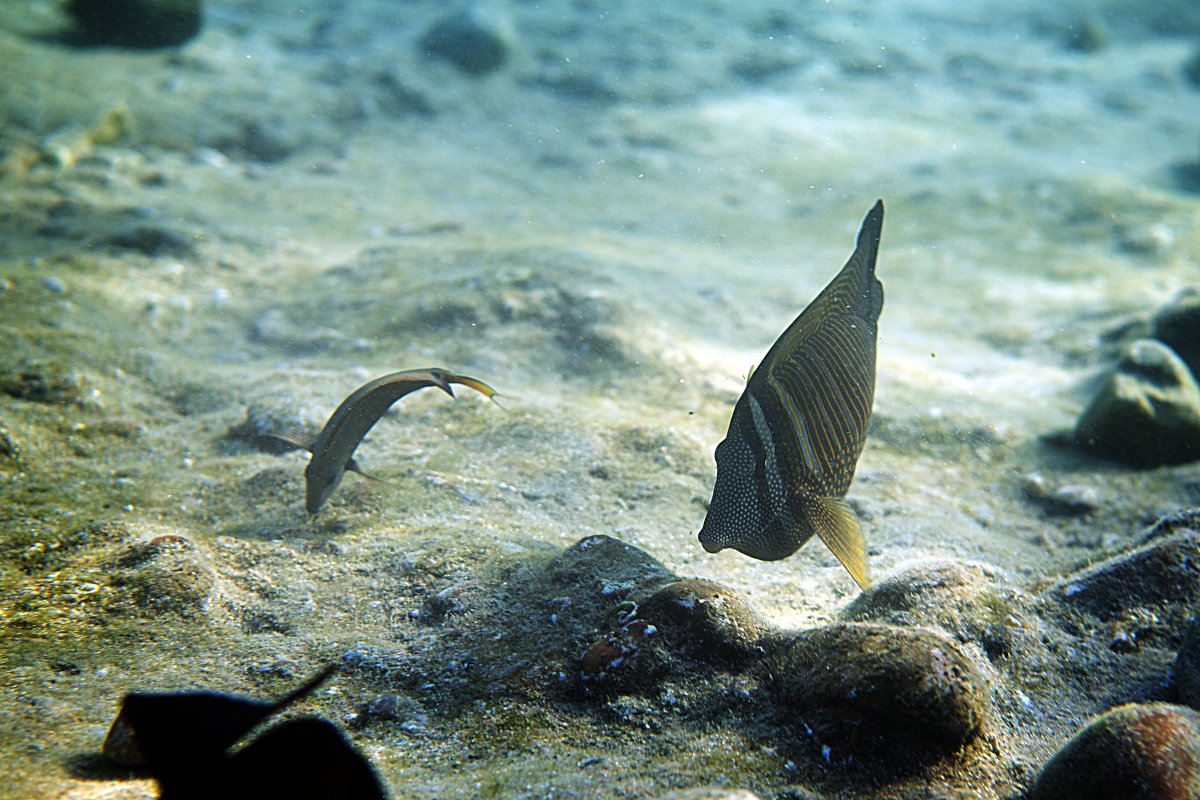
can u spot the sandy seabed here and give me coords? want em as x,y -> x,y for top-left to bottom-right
1,0 -> 1199,797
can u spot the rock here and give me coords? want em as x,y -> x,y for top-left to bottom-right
65,0 -> 202,48
840,560 -> 1034,661
1175,618 -> 1200,709
637,579 -> 772,664
1031,703 -> 1200,800
419,7 -> 511,76
768,622 -> 990,749
579,618 -> 666,687
1074,339 -> 1200,467
653,789 -> 765,800
0,359 -> 86,405
1020,473 -> 1101,516
1061,17 -> 1109,52
1050,531 -> 1200,649
1186,49 -> 1200,87
105,225 -> 194,257
546,534 -> 675,599
1153,288 -> 1200,379
108,535 -> 215,618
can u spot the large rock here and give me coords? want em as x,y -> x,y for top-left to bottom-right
66,0 -> 202,48
1074,339 -> 1200,467
1049,530 -> 1200,649
1031,703 -> 1200,800
1153,288 -> 1200,379
768,622 -> 990,749
419,7 -> 511,76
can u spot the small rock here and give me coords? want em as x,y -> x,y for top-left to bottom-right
1062,17 -> 1108,52
653,790 -> 765,800
1050,531 -> 1200,648
109,537 -> 215,618
637,578 -> 771,664
1174,618 -> 1200,709
1020,473 -> 1101,516
1153,288 -> 1200,379
0,424 -> 21,464
0,359 -> 85,405
1185,48 -> 1200,87
1074,339 -> 1200,467
840,560 -> 1029,661
419,7 -> 511,76
769,622 -> 990,749
579,619 -> 665,688
1031,703 -> 1200,800
106,225 -> 194,257
546,535 -> 675,597
65,0 -> 202,48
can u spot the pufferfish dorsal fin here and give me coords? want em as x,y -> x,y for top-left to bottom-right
758,200 -> 883,498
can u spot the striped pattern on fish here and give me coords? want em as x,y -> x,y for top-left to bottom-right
698,200 -> 884,590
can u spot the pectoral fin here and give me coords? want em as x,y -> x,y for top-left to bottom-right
813,496 -> 871,590
261,432 -> 386,481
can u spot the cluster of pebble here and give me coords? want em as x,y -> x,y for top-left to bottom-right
557,526 -> 1200,798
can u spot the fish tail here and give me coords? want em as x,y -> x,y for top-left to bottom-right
813,496 -> 871,590
270,663 -> 339,714
447,374 -> 502,406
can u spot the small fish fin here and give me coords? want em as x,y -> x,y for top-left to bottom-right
259,431 -> 317,455
346,459 -> 390,486
813,497 -> 871,590
269,664 -> 339,715
445,373 -> 502,406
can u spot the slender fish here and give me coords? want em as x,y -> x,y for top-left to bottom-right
278,368 -> 498,513
698,200 -> 884,589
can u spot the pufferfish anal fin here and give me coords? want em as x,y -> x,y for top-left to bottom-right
810,495 -> 871,589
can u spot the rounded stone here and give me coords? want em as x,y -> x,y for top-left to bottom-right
637,578 -> 772,664
1050,530 -> 1200,649
419,8 -> 510,76
66,0 -> 202,48
1074,338 -> 1200,467
1154,288 -> 1200,379
769,622 -> 990,748
1031,703 -> 1200,800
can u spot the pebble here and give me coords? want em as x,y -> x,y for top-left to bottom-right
106,225 -> 194,257
653,790 -> 764,800
637,578 -> 771,664
0,359 -> 85,405
1074,338 -> 1200,467
419,8 -> 511,76
546,534 -> 675,599
769,622 -> 990,749
1020,473 -> 1101,516
1031,703 -> 1200,800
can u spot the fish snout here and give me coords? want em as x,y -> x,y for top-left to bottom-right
698,527 -> 726,554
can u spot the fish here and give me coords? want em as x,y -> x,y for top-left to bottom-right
272,368 -> 499,514
697,200 -> 884,590
102,665 -> 388,800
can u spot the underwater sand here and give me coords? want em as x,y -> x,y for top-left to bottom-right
1,0 -> 1199,797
